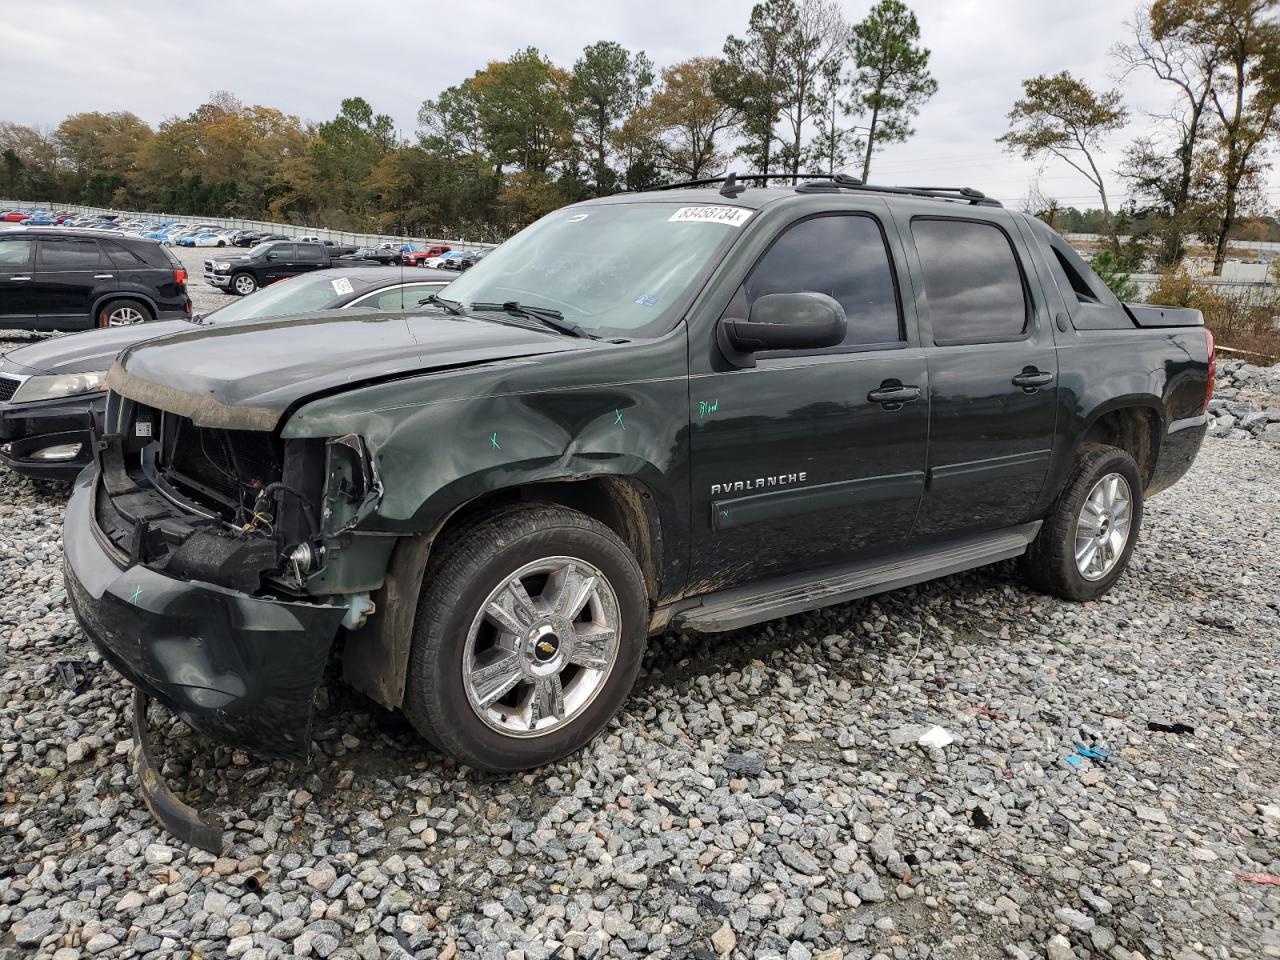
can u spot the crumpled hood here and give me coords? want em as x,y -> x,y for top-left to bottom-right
1,321 -> 191,377
107,309 -> 592,431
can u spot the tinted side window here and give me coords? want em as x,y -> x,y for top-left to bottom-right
0,238 -> 33,267
37,238 -> 104,269
101,239 -> 148,269
296,244 -> 323,262
268,244 -> 295,259
911,219 -> 1028,343
742,214 -> 902,348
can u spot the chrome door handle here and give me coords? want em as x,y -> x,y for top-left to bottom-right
93,273 -> 114,279
8,276 -> 30,281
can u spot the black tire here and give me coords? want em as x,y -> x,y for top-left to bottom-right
231,272 -> 258,296
403,503 -> 648,772
1020,443 -> 1144,601
95,298 -> 152,329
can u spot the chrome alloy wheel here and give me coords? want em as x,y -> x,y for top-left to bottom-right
1075,473 -> 1133,581
462,556 -> 621,737
233,274 -> 257,295
107,305 -> 146,326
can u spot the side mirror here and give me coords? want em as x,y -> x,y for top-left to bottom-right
719,292 -> 847,365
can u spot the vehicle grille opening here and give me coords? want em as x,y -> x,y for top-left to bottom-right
0,377 -> 19,402
162,418 -> 283,519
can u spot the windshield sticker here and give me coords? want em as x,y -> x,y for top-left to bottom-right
669,206 -> 752,227
633,293 -> 658,307
331,277 -> 354,296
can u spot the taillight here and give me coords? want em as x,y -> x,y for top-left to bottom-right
1203,328 -> 1216,412
174,268 -> 188,287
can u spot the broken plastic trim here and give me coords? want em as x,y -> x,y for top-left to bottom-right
322,434 -> 383,537
133,689 -> 225,854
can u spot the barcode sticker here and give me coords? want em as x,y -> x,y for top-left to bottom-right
135,421 -> 152,438
331,277 -> 354,295
668,206 -> 753,227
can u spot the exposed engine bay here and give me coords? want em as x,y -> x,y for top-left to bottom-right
92,390 -> 382,599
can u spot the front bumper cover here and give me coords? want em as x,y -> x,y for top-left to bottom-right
63,471 -> 346,761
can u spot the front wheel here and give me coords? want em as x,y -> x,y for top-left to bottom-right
403,504 -> 648,771
231,272 -> 258,296
1020,443 -> 1144,601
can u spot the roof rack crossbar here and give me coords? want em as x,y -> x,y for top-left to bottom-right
652,171 -> 1003,207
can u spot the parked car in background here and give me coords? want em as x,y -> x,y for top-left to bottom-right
187,230 -> 239,248
0,266 -> 452,479
0,227 -> 190,331
235,231 -> 289,247
338,246 -> 400,265
2,212 -> 30,223
440,249 -> 489,271
422,250 -> 469,270
401,243 -> 450,266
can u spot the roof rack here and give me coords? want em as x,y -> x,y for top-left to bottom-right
655,171 -> 1003,207
795,173 -> 1003,207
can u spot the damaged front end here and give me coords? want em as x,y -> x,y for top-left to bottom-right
63,387 -> 385,762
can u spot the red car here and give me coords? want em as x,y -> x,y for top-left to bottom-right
401,243 -> 450,266
1,212 -> 29,222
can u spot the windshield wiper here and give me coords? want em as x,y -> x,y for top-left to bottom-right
418,293 -> 465,316
470,301 -> 593,339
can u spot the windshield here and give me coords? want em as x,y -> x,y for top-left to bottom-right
203,272 -> 362,324
440,201 -> 749,337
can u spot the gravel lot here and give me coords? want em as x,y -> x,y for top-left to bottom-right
1,358 -> 1279,959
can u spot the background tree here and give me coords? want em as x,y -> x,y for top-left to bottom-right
1113,7 -> 1220,266
55,111 -> 152,205
774,0 -> 849,181
634,58 -> 742,180
807,57 -> 859,174
998,71 -> 1128,252
570,41 -> 654,195
1152,0 -> 1280,274
848,0 -> 937,182
717,0 -> 795,176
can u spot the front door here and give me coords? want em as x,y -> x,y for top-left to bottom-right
33,236 -> 113,329
0,235 -> 36,328
902,214 -> 1059,540
688,207 -> 930,592
262,243 -> 297,284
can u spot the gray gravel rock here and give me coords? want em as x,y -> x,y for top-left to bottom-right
1,392 -> 1277,959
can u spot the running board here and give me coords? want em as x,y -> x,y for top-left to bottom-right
674,522 -> 1041,634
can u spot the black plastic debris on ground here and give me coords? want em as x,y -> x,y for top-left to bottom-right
1148,721 -> 1196,735
53,658 -> 93,695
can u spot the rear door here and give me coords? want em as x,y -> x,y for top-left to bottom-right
294,242 -> 326,275
0,235 -> 36,328
901,212 -> 1059,540
33,236 -> 115,330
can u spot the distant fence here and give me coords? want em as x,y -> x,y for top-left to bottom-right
0,200 -> 498,253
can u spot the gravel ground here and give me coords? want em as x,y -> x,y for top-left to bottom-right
1,398 -> 1279,959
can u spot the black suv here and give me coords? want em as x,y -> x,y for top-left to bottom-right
0,228 -> 191,330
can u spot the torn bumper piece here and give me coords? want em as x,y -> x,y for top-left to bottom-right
63,472 -> 346,762
134,689 -> 224,854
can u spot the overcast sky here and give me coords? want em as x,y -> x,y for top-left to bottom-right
3,0 -> 1277,211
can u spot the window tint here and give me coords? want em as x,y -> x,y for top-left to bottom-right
267,243 -> 294,259
911,219 -> 1028,343
742,214 -> 902,348
0,238 -> 33,267
296,244 -> 323,262
1048,241 -> 1119,307
101,239 -> 147,268
37,238 -> 104,269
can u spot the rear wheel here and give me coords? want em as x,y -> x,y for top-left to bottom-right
403,504 -> 648,771
96,298 -> 151,329
231,272 -> 257,296
1020,443 -> 1144,601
